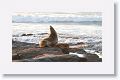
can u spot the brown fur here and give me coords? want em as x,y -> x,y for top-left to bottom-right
55,43 -> 69,54
39,26 -> 58,48
55,43 -> 69,49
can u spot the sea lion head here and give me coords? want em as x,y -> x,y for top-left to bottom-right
49,25 -> 57,35
50,25 -> 54,30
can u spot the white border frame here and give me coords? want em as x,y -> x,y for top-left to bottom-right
0,0 -> 114,74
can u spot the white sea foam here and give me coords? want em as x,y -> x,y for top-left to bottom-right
12,23 -> 102,44
69,52 -> 86,57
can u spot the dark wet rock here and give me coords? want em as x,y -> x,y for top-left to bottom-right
38,33 -> 48,35
76,42 -> 87,47
95,50 -> 99,53
14,47 -> 64,60
16,54 -> 87,62
65,36 -> 72,38
61,49 -> 69,54
72,37 -> 79,39
86,42 -> 102,51
12,35 -> 20,37
98,58 -> 102,62
12,54 -> 21,60
21,34 -> 26,36
92,46 -> 102,52
21,33 -> 33,36
69,48 -> 80,53
12,47 -> 27,55
86,54 -> 101,62
76,49 -> 87,54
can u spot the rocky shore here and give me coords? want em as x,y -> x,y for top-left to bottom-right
12,41 -> 102,62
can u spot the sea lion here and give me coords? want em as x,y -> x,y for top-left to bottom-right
39,25 -> 58,48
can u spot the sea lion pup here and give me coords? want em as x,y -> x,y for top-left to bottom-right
39,25 -> 58,48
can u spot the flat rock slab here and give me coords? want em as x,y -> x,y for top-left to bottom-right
13,47 -> 64,60
86,53 -> 101,62
14,54 -> 87,62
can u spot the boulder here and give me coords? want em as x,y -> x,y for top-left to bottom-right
76,49 -> 87,54
13,47 -> 64,60
97,58 -> 102,62
12,54 -> 21,60
16,54 -> 87,62
21,33 -> 33,36
69,48 -> 80,53
86,54 -> 100,62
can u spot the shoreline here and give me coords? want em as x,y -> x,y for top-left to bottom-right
12,40 -> 102,62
